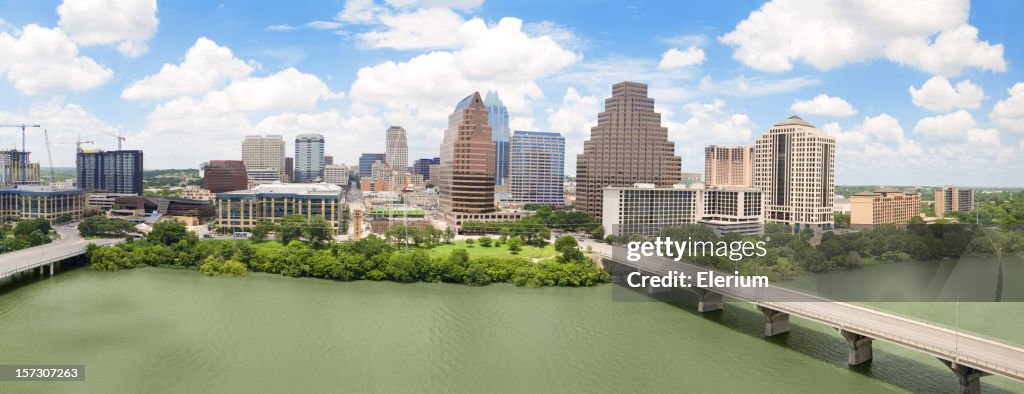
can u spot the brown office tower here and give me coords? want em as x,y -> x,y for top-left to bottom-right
203,160 -> 248,194
439,92 -> 496,225
705,145 -> 754,188
575,81 -> 682,220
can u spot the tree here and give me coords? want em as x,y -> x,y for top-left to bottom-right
148,221 -> 192,246
251,222 -> 275,243
305,216 -> 332,245
507,237 -> 523,254
465,238 -> 475,247
444,227 -> 455,244
834,212 -> 851,229
589,225 -> 604,240
478,236 -> 493,247
554,235 -> 578,254
277,215 -> 305,244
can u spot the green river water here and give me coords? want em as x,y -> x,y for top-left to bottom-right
1,265 -> 1022,393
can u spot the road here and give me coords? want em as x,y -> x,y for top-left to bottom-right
608,247 -> 1024,383
0,225 -> 121,279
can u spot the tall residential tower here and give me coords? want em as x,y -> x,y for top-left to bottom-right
575,81 -> 682,220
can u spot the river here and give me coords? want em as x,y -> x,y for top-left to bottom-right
1,266 -> 1022,393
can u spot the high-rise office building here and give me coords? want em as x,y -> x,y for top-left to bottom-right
484,91 -> 511,186
324,155 -> 333,166
754,115 -> 835,231
509,131 -> 565,207
385,126 -> 408,172
242,135 -> 286,183
413,157 -> 440,179
439,92 -> 497,225
935,185 -> 974,218
359,153 -> 385,178
575,81 -> 682,220
294,134 -> 325,183
76,150 -> 144,195
202,160 -> 248,193
705,145 -> 754,188
601,183 -> 764,237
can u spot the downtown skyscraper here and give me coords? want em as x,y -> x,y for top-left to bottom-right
294,134 -> 325,183
484,91 -> 510,186
439,92 -> 496,225
754,115 -> 835,231
509,131 -> 565,207
385,126 -> 409,172
575,81 -> 682,220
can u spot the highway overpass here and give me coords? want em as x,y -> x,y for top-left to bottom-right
602,247 -> 1024,393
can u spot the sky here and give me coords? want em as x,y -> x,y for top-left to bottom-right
0,0 -> 1023,187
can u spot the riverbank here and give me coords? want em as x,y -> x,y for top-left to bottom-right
87,235 -> 610,288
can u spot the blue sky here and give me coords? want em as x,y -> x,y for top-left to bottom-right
1,0 -> 1023,186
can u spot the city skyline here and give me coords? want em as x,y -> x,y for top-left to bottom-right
0,1 -> 1022,187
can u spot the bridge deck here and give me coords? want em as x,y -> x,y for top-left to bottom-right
0,226 -> 121,279
606,250 -> 1024,382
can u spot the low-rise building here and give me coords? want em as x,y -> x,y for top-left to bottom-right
215,182 -> 343,234
181,185 -> 215,201
602,182 -> 764,238
0,185 -> 86,224
323,164 -> 349,187
850,188 -> 921,228
113,196 -> 215,226
699,187 -> 765,236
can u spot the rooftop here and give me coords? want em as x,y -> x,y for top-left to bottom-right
220,182 -> 342,197
773,115 -> 814,128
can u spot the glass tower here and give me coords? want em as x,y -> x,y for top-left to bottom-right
483,91 -> 510,185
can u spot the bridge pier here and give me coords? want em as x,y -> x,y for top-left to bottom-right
49,263 -> 54,276
695,288 -> 723,312
757,306 -> 790,336
838,329 -> 873,365
941,360 -> 989,394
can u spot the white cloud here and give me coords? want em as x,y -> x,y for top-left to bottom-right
356,7 -> 465,49
790,94 -> 857,117
336,0 -> 389,24
672,99 -> 755,145
659,47 -> 705,69
524,21 -> 587,50
122,37 -> 254,100
0,24 -> 112,95
720,0 -> 1005,76
265,24 -> 296,32
57,0 -> 158,57
306,21 -> 343,30
660,34 -> 708,47
384,0 -> 482,10
966,128 -> 999,146
908,76 -> 984,111
546,87 -> 599,171
350,17 -> 579,122
990,83 -> 1024,132
859,113 -> 905,143
697,75 -> 820,97
886,24 -> 1006,77
913,110 -> 976,140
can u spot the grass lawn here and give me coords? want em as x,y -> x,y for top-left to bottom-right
425,240 -> 558,260
203,239 -> 559,260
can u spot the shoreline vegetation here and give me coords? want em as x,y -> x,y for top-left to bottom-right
88,221 -> 610,288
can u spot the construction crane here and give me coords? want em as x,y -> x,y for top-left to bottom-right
99,129 -> 126,151
46,135 -> 94,181
0,123 -> 42,184
44,130 -> 55,180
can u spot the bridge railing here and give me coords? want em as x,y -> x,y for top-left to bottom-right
761,302 -> 1024,379
0,245 -> 88,279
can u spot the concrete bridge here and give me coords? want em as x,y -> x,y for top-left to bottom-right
602,247 -> 1024,393
0,225 -> 121,280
